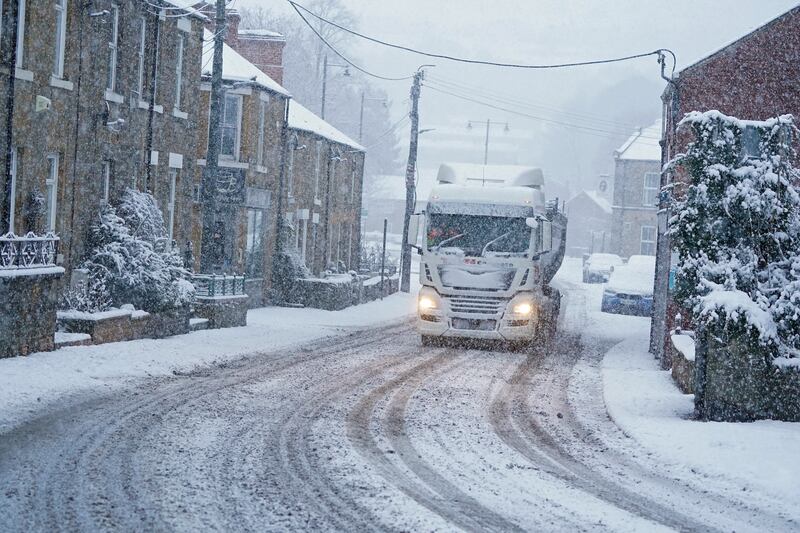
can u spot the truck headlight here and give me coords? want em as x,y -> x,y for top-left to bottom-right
513,302 -> 533,315
418,287 -> 440,312
419,296 -> 437,311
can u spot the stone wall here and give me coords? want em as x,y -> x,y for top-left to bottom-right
287,274 -> 398,311
194,296 -> 248,329
0,268 -> 63,358
58,306 -> 191,345
696,327 -> 800,422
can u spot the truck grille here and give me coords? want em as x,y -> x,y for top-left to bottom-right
446,295 -> 506,315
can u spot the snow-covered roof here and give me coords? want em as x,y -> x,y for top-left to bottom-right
615,120 -> 662,161
201,29 -> 290,97
238,29 -> 285,40
288,100 -> 364,151
165,0 -> 207,20
569,190 -> 611,214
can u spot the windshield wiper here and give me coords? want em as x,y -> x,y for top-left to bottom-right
433,233 -> 465,251
481,231 -> 511,256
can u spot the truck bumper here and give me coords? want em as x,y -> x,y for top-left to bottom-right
417,316 -> 537,341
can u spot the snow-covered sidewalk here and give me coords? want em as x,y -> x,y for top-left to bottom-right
0,290 -> 416,433
602,322 -> 800,505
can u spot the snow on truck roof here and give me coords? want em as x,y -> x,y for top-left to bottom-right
437,163 -> 545,188
428,184 -> 544,212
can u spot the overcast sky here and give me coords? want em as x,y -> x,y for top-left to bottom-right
242,0 -> 799,191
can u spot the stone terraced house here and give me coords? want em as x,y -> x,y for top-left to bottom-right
0,0 -> 206,273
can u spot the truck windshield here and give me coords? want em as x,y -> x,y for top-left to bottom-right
426,214 -> 531,257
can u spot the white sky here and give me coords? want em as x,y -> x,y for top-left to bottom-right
239,0 -> 799,189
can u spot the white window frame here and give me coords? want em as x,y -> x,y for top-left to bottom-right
102,161 -> 111,202
53,0 -> 68,78
347,223 -> 353,269
350,164 -> 356,202
174,33 -> 184,109
7,147 -> 17,233
256,100 -> 266,167
167,169 -> 177,240
107,4 -> 119,92
640,225 -> 656,255
313,140 -> 322,200
336,223 -> 342,264
15,0 -> 26,68
219,93 -> 242,160
137,17 -> 146,100
642,171 -> 659,207
286,142 -> 295,198
45,154 -> 59,231
301,218 -> 309,263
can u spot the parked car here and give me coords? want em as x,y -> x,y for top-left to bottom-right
601,255 -> 656,316
582,253 -> 623,283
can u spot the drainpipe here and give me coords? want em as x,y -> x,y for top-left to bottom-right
144,9 -> 160,193
651,50 -> 679,368
0,0 -> 19,234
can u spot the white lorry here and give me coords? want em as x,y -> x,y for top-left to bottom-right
414,163 -> 567,348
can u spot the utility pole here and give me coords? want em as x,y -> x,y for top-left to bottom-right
400,67 -> 427,293
199,0 -> 226,272
320,53 -> 349,120
467,119 -> 509,165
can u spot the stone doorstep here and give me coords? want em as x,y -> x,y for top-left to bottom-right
54,332 -> 93,348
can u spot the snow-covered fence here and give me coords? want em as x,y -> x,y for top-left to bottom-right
0,232 -> 59,270
192,274 -> 247,298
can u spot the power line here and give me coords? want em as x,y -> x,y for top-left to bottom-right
361,115 -> 409,150
427,74 -> 646,133
287,0 -> 414,82
289,0 -> 675,72
424,82 -> 661,143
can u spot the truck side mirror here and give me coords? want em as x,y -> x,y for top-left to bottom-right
540,220 -> 553,252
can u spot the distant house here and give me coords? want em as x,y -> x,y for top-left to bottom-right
651,5 -> 800,362
609,120 -> 662,258
565,190 -> 612,257
285,101 -> 365,275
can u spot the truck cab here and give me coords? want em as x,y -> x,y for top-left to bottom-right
416,163 -> 566,347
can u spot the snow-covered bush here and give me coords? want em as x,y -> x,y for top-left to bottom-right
59,272 -> 112,313
270,220 -> 310,303
80,189 -> 194,312
669,110 -> 800,362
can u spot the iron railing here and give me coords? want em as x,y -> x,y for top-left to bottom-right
192,273 -> 246,297
0,232 -> 59,269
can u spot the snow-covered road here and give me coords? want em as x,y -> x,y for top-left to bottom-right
0,279 -> 796,531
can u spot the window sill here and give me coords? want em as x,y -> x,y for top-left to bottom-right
287,196 -> 296,205
15,68 -> 33,82
197,158 -> 250,170
49,76 -> 73,91
313,198 -> 322,206
255,165 -> 268,174
138,100 -> 163,114
172,108 -> 188,120
104,89 -> 124,104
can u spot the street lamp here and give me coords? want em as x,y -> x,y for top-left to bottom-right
467,119 -> 510,165
321,53 -> 350,120
359,92 -> 388,143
